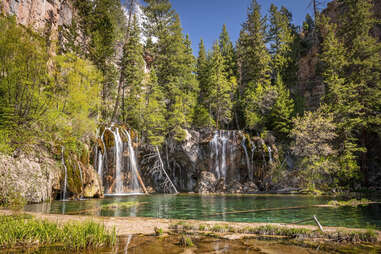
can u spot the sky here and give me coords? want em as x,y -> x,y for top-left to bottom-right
169,0 -> 320,55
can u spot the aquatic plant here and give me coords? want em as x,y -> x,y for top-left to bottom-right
328,199 -> 371,207
0,215 -> 116,250
101,201 -> 143,210
179,235 -> 194,247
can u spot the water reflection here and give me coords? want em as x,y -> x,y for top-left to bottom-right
24,194 -> 381,229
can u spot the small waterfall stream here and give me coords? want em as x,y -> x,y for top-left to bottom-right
268,146 -> 273,164
61,147 -> 68,201
77,162 -> 83,198
242,136 -> 252,181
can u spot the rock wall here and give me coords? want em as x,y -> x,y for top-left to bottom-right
0,146 -> 61,203
140,129 -> 282,194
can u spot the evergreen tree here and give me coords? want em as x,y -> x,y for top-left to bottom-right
270,74 -> 295,137
336,0 -> 381,182
194,39 -> 214,128
219,24 -> 236,79
268,4 -> 294,80
237,0 -> 272,129
207,42 -> 233,129
121,16 -> 146,130
143,70 -> 167,145
144,2 -> 198,140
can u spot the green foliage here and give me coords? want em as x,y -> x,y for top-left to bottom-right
179,235 -> 194,247
237,0 -> 272,130
290,108 -> 338,190
143,71 -> 167,146
121,16 -> 146,130
0,16 -> 50,148
0,215 -> 116,250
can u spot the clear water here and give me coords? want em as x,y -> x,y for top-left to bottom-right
24,194 -> 381,229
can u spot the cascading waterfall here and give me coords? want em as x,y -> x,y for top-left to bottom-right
210,130 -> 233,181
156,146 -> 178,194
242,136 -> 252,181
61,147 -> 68,200
123,129 -> 141,192
211,132 -> 220,179
112,128 -> 124,193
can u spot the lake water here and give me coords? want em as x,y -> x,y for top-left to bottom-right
24,194 -> 381,229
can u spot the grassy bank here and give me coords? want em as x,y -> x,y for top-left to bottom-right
0,214 -> 116,250
170,221 -> 379,244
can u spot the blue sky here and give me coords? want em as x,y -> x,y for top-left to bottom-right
134,0 -> 324,55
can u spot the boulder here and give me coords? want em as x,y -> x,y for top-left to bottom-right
196,171 -> 217,194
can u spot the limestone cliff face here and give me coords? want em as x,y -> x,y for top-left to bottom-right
0,146 -> 61,203
1,0 -> 74,54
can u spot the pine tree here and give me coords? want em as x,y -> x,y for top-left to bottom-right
336,0 -> 381,182
268,4 -> 294,80
207,42 -> 233,129
194,39 -> 214,128
270,74 -> 295,137
143,70 -> 167,145
219,24 -> 236,79
121,16 -> 146,130
143,2 -> 198,140
237,0 -> 272,129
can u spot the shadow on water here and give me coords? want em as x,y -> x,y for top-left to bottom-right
24,194 -> 381,229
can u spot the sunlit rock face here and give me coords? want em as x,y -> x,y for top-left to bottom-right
0,146 -> 61,203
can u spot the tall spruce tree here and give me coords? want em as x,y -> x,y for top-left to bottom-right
237,0 -> 272,130
143,2 -> 198,140
337,0 -> 381,182
207,42 -> 233,129
219,24 -> 236,79
121,16 -> 146,130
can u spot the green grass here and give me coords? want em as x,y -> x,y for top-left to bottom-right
0,214 -> 116,250
154,227 -> 163,236
327,198 -> 372,207
179,235 -> 194,247
101,201 -> 142,210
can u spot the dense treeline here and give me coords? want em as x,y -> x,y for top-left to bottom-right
0,0 -> 380,192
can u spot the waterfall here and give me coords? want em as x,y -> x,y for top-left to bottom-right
112,128 -> 124,193
268,146 -> 273,164
221,131 -> 227,180
97,130 -> 106,178
210,130 -> 232,181
61,147 -> 68,200
156,146 -> 178,194
242,136 -> 252,181
77,162 -> 83,198
123,129 -> 141,192
211,131 -> 220,179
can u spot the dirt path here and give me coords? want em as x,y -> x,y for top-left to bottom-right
1,209 -> 380,242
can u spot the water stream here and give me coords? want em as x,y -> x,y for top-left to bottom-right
61,147 -> 68,201
242,136 -> 252,181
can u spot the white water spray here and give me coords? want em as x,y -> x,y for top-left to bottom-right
123,129 -> 140,192
268,146 -> 273,164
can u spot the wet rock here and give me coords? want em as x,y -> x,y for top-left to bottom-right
83,164 -> 103,198
196,171 -> 217,194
